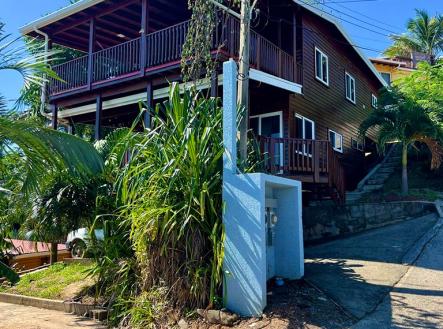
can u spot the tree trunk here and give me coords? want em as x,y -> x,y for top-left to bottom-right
50,242 -> 58,265
401,144 -> 409,195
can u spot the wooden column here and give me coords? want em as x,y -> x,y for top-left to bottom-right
87,18 -> 96,90
210,69 -> 218,98
140,0 -> 149,74
144,81 -> 153,129
51,104 -> 58,130
95,94 -> 102,140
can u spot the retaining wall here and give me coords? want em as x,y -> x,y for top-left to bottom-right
304,201 -> 435,241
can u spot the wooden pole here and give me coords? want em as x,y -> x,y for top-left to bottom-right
51,104 -> 58,130
140,0 -> 149,74
238,0 -> 251,165
95,94 -> 102,140
87,18 -> 96,90
144,81 -> 153,129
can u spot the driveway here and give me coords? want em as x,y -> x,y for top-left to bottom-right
305,213 -> 443,328
0,302 -> 105,329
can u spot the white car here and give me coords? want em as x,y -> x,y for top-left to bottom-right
66,228 -> 104,258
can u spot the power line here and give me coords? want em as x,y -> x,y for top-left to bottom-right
329,1 -> 403,32
253,10 -> 385,54
298,0 -> 390,37
323,0 -> 380,3
319,2 -> 399,34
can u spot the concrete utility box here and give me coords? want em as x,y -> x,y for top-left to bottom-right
222,60 -> 304,317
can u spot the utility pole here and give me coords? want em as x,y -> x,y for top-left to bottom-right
238,0 -> 251,164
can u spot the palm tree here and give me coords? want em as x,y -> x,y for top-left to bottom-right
385,9 -> 443,65
360,89 -> 443,195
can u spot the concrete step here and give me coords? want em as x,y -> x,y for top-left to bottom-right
378,167 -> 396,174
367,178 -> 386,185
382,163 -> 400,169
362,184 -> 383,192
371,173 -> 391,180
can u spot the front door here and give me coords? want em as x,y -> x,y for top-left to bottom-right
250,111 -> 283,167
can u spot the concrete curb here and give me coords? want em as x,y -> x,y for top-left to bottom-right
402,213 -> 443,265
0,293 -> 102,318
0,293 -> 65,312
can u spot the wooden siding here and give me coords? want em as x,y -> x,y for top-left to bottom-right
289,10 -> 382,152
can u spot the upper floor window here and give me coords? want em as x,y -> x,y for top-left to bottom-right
371,94 -> 378,108
315,47 -> 329,86
329,129 -> 343,153
380,72 -> 391,86
345,72 -> 356,104
351,137 -> 364,151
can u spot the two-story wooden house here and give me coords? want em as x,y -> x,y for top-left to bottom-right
20,0 -> 386,203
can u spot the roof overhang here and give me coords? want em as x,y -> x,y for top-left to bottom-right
20,0 -> 105,35
292,0 -> 388,88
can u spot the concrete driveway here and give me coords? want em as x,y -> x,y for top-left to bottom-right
0,302 -> 105,329
305,213 -> 443,328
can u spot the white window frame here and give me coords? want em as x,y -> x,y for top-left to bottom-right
329,129 -> 344,153
371,94 -> 378,108
295,114 -> 316,140
351,137 -> 364,152
250,111 -> 284,167
345,72 -> 356,104
315,47 -> 329,86
295,114 -> 316,156
380,72 -> 392,85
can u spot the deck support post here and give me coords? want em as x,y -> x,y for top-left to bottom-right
210,68 -> 218,98
140,0 -> 149,75
144,81 -> 153,129
95,94 -> 102,140
51,104 -> 58,130
87,18 -> 96,90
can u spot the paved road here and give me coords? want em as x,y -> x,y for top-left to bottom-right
305,213 -> 443,329
0,302 -> 106,329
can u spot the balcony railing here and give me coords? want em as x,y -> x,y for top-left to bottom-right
258,136 -> 346,202
50,16 -> 302,96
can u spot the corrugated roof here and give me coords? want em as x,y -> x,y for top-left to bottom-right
7,239 -> 67,256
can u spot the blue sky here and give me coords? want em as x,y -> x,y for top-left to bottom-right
1,0 -> 442,108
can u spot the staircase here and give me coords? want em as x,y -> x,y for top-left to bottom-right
346,144 -> 401,204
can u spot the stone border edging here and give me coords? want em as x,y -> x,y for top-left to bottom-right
0,293 -> 101,318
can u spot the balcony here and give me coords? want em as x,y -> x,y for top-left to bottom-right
50,16 -> 302,96
258,137 -> 346,202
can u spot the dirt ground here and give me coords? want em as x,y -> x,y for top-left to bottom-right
189,280 -> 354,329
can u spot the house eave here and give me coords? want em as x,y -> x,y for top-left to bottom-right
20,0 -> 105,36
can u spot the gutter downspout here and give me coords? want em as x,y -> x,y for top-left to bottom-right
33,27 -> 52,120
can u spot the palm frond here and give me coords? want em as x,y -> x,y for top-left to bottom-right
0,117 -> 104,194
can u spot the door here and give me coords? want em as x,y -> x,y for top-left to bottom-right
250,112 -> 283,167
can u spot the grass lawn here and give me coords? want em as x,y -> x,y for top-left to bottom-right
0,262 -> 95,300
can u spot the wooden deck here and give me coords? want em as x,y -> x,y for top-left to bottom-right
50,16 -> 302,96
258,136 -> 346,202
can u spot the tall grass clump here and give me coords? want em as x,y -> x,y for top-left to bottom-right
117,83 -> 225,316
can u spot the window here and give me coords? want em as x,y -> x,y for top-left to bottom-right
295,114 -> 315,155
345,72 -> 356,103
250,112 -> 283,166
351,137 -> 364,151
329,129 -> 343,153
380,72 -> 391,86
295,114 -> 315,140
371,94 -> 378,108
315,47 -> 329,85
